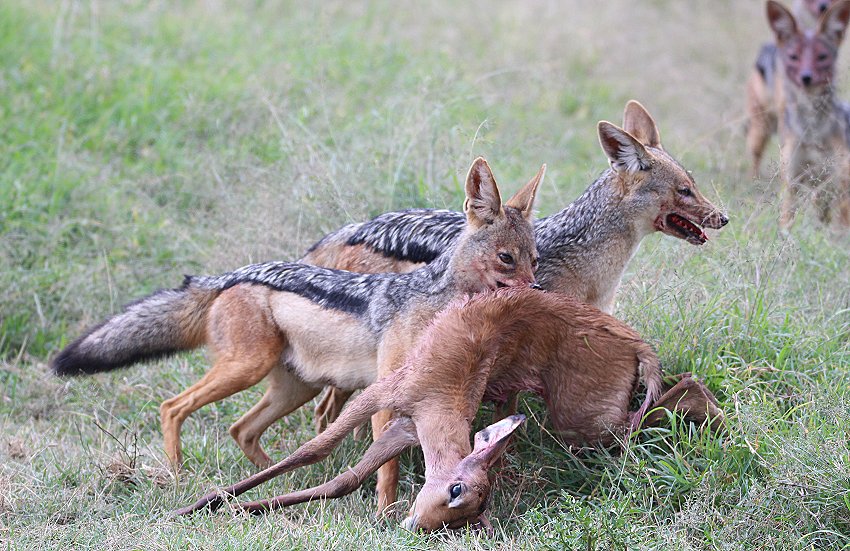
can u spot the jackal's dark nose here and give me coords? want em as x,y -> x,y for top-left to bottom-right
529,283 -> 543,290
819,2 -> 829,14
801,74 -> 813,87
719,213 -> 729,227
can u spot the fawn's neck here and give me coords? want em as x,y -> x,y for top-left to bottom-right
415,413 -> 473,478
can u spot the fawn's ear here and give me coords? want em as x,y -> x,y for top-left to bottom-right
767,0 -> 798,43
598,121 -> 653,174
504,164 -> 545,221
464,157 -> 504,227
467,414 -> 525,469
819,0 -> 850,45
622,100 -> 662,149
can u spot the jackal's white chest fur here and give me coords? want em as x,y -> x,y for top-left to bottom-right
270,293 -> 379,390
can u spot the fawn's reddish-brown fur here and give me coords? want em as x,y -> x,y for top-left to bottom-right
175,288 -> 722,531
306,102 -> 729,513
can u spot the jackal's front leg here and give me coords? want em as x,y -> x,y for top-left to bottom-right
837,169 -> 850,228
372,409 -> 401,514
780,177 -> 806,229
778,143 -> 804,229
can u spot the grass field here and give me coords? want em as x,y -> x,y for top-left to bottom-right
2,1 -> 849,549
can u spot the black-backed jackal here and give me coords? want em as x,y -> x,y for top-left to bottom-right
746,0 -> 850,228
52,158 -> 543,479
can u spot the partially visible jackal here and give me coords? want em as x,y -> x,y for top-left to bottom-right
51,157 -> 542,469
747,0 -> 840,155
303,101 -> 728,430
796,0 -> 841,29
746,0 -> 850,228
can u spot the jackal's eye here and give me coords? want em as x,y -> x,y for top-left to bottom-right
817,53 -> 829,62
678,187 -> 692,197
531,257 -> 539,269
449,483 -> 464,500
498,252 -> 514,265
789,53 -> 800,62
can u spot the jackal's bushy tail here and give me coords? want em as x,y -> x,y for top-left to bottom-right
51,277 -> 218,376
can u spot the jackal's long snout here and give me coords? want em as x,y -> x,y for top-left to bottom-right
659,184 -> 729,246
702,209 -> 730,230
494,271 -> 536,289
466,159 -> 543,293
685,176 -> 729,231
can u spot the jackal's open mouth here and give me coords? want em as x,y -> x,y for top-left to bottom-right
662,213 -> 708,245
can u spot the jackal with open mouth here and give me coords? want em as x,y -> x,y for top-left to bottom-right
303,101 -> 728,434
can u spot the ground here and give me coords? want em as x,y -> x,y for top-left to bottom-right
1,1 -> 849,549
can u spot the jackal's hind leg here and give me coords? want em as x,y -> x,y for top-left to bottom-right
160,285 -> 283,468
314,386 -> 355,434
746,111 -> 774,179
160,353 -> 278,468
229,365 -> 321,467
372,409 -> 401,515
745,73 -> 776,179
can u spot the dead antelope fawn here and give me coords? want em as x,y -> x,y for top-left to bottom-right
51,157 -> 542,470
175,287 -> 723,531
747,0 -> 850,228
301,101 -> 728,513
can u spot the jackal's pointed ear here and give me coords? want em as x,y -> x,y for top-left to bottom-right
598,121 -> 653,174
504,164 -> 545,221
464,157 -> 504,227
767,0 -> 798,43
819,0 -> 850,45
465,414 -> 525,470
623,100 -> 662,149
